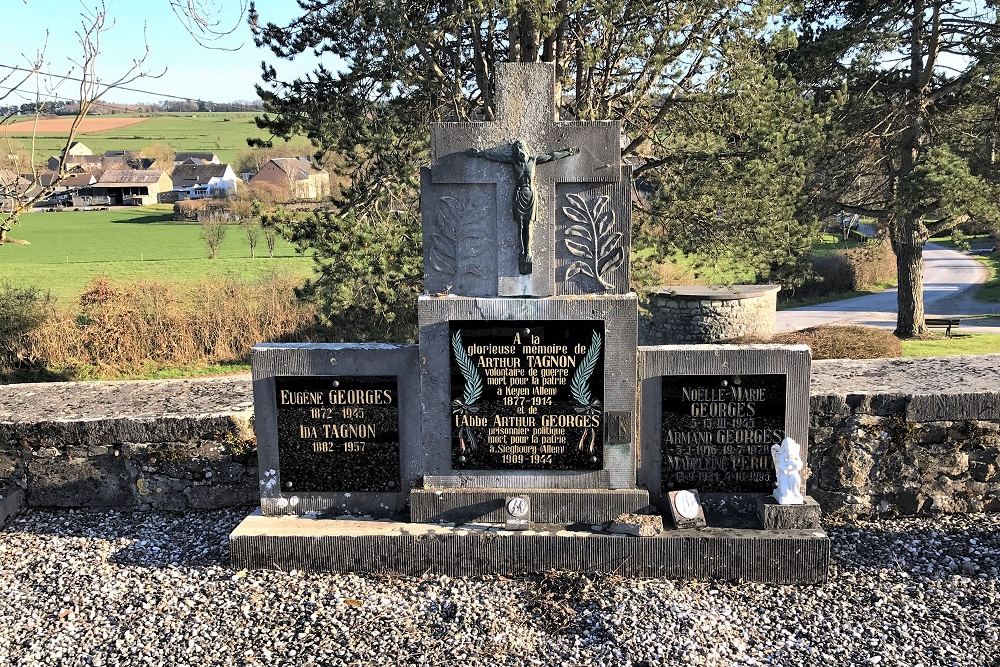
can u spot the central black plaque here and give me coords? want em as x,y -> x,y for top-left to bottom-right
274,375 -> 400,492
449,319 -> 605,470
661,374 -> 786,492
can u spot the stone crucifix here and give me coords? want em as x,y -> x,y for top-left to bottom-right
428,62 -> 621,297
465,140 -> 579,275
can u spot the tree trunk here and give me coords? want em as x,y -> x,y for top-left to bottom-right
894,237 -> 926,337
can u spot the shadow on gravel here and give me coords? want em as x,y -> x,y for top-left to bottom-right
4,507 -> 252,568
827,522 -> 1000,580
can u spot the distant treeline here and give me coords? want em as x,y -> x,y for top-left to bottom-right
1,99 -> 264,117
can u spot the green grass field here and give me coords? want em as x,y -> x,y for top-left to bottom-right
901,333 -> 1000,357
0,206 -> 314,300
4,112 -> 310,164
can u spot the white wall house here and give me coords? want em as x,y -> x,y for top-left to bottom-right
170,163 -> 239,199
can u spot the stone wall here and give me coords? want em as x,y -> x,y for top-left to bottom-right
809,355 -> 1000,518
639,285 -> 780,344
0,378 -> 257,511
1,354 -> 998,519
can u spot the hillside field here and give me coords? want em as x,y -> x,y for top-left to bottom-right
1,112 -> 311,163
0,206 -> 314,300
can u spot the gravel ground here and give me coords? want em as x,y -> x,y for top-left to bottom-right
1,509 -> 998,667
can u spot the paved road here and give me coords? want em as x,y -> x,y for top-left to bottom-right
776,243 -> 1000,333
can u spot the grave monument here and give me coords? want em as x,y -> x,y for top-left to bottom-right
230,63 -> 830,584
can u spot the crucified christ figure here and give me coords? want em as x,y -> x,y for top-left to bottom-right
466,140 -> 579,275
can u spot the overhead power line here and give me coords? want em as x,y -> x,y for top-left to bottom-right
0,84 -> 147,114
0,63 -> 258,105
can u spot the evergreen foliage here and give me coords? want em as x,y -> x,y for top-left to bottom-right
789,0 -> 1000,336
248,1 -> 825,335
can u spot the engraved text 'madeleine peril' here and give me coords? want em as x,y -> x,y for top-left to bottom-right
661,374 -> 786,493
274,375 -> 401,493
450,320 -> 605,470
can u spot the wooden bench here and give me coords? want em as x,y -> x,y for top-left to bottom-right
925,318 -> 961,337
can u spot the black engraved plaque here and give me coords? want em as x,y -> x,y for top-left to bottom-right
274,375 -> 400,492
661,374 -> 786,492
450,319 -> 605,470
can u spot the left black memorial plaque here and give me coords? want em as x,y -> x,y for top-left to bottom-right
274,375 -> 401,493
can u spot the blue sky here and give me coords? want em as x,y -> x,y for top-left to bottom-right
0,1 -> 324,104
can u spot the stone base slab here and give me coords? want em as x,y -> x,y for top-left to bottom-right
410,487 -> 650,524
0,486 -> 25,527
757,496 -> 822,530
230,512 -> 831,584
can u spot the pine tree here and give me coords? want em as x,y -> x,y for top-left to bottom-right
249,1 -> 826,337
790,0 -> 1000,337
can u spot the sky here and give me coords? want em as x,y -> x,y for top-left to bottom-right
0,0 -> 325,104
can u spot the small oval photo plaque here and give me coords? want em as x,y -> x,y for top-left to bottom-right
668,489 -> 707,529
674,490 -> 700,520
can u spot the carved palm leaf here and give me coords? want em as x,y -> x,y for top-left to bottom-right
561,193 -> 619,290
430,196 -> 460,277
433,195 -> 492,285
451,330 -> 483,406
569,330 -> 602,406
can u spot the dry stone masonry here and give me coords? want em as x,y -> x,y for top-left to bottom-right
1,356 -> 997,522
640,285 -> 780,344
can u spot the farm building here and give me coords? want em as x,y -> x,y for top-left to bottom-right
47,154 -> 104,173
174,152 -> 221,165
66,141 -> 93,157
83,169 -> 172,206
170,163 -> 239,199
249,157 -> 331,201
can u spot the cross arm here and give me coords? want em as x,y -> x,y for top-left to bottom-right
465,146 -> 513,164
536,146 -> 579,164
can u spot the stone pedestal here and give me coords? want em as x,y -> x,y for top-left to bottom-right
230,512 -> 830,584
756,496 -> 822,530
410,486 -> 650,524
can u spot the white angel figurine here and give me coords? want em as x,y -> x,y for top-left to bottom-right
771,437 -> 804,505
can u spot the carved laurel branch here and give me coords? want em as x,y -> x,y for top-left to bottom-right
562,193 -> 623,290
430,195 -> 489,288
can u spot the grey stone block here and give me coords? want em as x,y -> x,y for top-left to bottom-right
410,487 -> 650,524
638,345 -> 812,507
252,343 -> 421,517
606,513 -> 663,537
419,294 -> 638,490
427,63 -> 622,298
230,512 -> 831,584
0,486 -> 24,527
27,452 -> 133,508
757,496 -> 822,530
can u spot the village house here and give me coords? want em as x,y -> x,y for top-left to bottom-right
170,163 -> 240,200
81,169 -> 172,206
174,151 -> 221,165
65,141 -> 93,157
46,154 -> 104,173
249,157 -> 331,201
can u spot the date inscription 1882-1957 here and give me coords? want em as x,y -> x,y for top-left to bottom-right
275,375 -> 401,493
661,374 -> 786,493
450,319 -> 604,471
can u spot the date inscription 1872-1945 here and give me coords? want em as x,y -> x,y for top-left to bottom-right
274,375 -> 401,493
661,374 -> 786,492
450,319 -> 605,471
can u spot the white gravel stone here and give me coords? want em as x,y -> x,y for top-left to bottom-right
0,509 -> 997,666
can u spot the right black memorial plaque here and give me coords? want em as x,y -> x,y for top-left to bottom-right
661,374 -> 786,492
